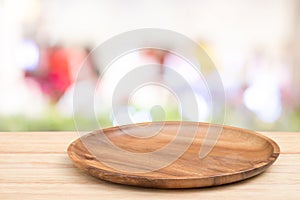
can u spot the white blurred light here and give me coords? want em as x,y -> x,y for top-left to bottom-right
243,76 -> 282,123
15,40 -> 39,70
129,84 -> 174,109
130,109 -> 152,124
0,79 -> 47,117
163,53 -> 210,121
111,106 -> 152,126
180,92 -> 210,121
129,84 -> 175,122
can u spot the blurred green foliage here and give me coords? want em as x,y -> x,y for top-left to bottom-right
0,105 -> 299,131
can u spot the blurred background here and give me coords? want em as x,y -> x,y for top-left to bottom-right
0,0 -> 300,131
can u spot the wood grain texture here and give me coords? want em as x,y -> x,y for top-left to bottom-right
67,122 -> 280,188
1,131 -> 299,200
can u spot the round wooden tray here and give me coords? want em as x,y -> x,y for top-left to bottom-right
67,122 -> 280,188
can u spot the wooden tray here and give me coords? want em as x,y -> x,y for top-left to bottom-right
67,122 -> 280,188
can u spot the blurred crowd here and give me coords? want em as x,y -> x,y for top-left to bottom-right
11,36 -> 296,130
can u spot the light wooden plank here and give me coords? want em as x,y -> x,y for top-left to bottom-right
0,132 -> 299,199
0,154 -> 299,199
0,132 -> 77,153
1,182 -> 299,200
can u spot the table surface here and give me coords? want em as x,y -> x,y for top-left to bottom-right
0,131 -> 299,200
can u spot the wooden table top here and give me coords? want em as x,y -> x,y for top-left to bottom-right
0,131 -> 299,199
